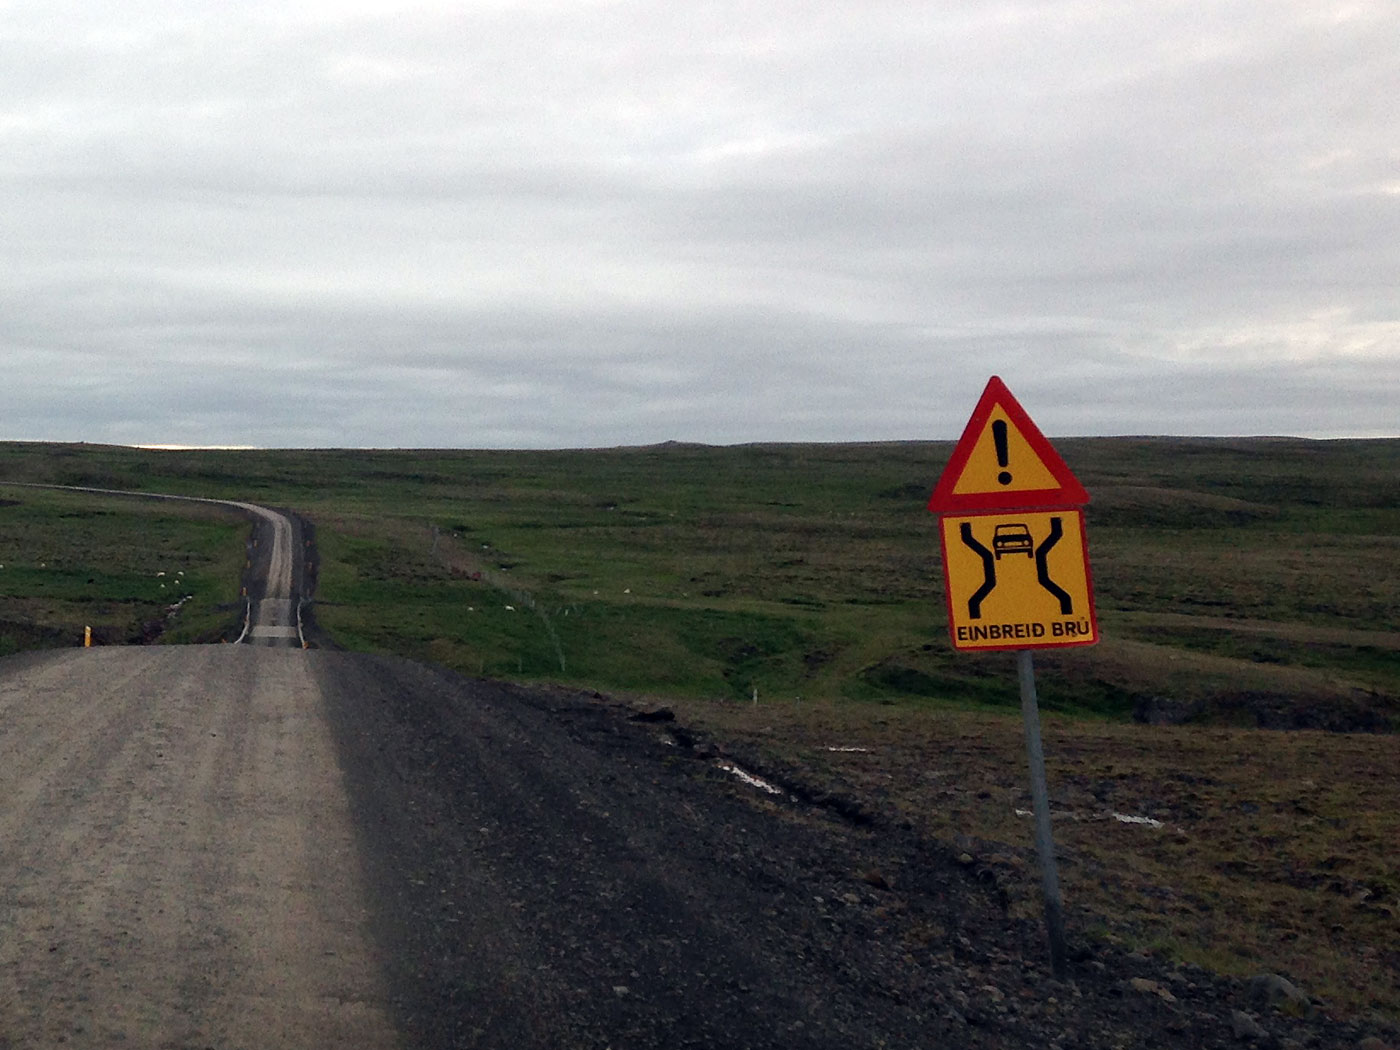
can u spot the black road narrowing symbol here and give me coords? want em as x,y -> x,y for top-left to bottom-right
958,522 -> 997,619
1034,516 -> 1074,615
958,516 -> 1075,620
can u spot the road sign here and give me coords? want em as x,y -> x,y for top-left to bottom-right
928,376 -> 1089,513
926,376 -> 1096,978
939,509 -> 1097,651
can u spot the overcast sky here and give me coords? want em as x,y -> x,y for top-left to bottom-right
3,1 -> 1396,447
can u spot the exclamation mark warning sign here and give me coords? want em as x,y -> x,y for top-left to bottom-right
993,419 -> 1012,486
950,409 -> 1059,497
929,375 -> 1092,512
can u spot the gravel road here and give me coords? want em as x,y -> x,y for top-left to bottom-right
12,642 -> 1373,1050
0,643 -> 970,1050
0,640 -> 956,1048
234,498 -> 302,648
0,646 -> 398,1049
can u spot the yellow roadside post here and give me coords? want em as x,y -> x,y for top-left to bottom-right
84,625 -> 92,647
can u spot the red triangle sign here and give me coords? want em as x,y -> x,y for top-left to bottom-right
928,377 -> 1089,513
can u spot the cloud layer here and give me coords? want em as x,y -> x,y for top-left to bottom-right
3,1 -> 1397,446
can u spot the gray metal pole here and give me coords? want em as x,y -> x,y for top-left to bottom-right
1017,649 -> 1068,978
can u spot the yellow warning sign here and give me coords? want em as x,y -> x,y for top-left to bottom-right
939,509 -> 1097,651
928,376 -> 1089,513
951,406 -> 1061,497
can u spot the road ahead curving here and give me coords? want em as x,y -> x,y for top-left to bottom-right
230,498 -> 302,647
4,484 -> 305,648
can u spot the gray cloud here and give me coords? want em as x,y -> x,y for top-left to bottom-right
2,1 -> 1397,446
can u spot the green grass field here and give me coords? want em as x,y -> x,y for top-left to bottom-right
0,485 -> 248,652
1,437 -> 1397,1018
1,438 -> 1397,722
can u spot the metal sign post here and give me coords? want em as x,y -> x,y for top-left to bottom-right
1017,649 -> 1067,978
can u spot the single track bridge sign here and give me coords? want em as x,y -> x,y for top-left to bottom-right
930,377 -> 1098,652
939,509 -> 1096,650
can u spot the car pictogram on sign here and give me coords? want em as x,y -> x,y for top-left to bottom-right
992,523 -> 1034,559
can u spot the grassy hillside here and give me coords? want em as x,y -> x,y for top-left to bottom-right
1,437 -> 1397,726
0,485 -> 248,652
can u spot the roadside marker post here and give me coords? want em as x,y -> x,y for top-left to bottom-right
929,376 -> 1099,980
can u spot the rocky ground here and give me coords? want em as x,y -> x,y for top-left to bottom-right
317,650 -> 1398,1050
4,636 -> 1391,1049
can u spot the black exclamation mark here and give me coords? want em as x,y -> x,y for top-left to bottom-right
993,419 -> 1012,485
